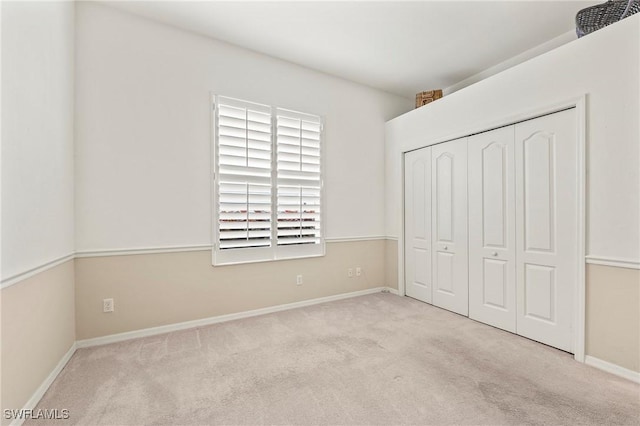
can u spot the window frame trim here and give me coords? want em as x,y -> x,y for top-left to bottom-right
210,93 -> 326,266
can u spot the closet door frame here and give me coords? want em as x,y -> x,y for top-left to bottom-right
399,95 -> 586,362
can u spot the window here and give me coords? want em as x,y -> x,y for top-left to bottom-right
213,96 -> 324,265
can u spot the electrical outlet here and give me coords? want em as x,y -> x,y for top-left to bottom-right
296,274 -> 303,285
103,298 -> 114,313
356,267 -> 362,277
348,268 -> 354,278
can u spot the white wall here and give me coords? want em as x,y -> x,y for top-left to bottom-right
385,15 -> 640,263
1,1 -> 75,280
74,3 -> 412,252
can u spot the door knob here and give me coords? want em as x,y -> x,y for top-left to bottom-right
444,246 -> 448,250
492,252 -> 498,256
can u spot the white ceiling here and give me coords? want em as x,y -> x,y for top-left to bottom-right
104,1 -> 598,98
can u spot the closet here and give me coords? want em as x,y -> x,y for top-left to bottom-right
404,108 -> 578,352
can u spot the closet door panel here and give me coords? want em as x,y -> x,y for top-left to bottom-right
432,138 -> 468,316
435,153 -> 454,242
483,259 -> 508,308
435,251 -> 454,293
404,147 -> 432,303
468,126 -> 517,332
523,134 -> 555,252
515,108 -> 577,352
523,264 -> 555,322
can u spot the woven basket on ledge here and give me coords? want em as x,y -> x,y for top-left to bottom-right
576,0 -> 639,37
415,90 -> 443,109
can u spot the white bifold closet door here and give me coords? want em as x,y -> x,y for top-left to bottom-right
431,138 -> 468,316
404,108 -> 577,353
404,147 -> 432,303
515,109 -> 577,353
468,126 -> 517,332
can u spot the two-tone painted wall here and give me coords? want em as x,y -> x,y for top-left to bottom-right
72,2 -> 411,341
1,1 -> 76,420
3,2 -> 638,420
1,2 -> 412,417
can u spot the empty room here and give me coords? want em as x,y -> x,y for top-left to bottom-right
1,0 -> 639,424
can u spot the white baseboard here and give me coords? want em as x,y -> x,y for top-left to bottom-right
9,290 -> 637,426
10,343 -> 77,426
585,355 -> 640,384
77,287 -> 397,348
8,288 -> 399,423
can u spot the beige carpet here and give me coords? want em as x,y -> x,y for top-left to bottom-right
31,293 -> 639,425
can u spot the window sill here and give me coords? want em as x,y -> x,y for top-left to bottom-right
212,242 -> 326,266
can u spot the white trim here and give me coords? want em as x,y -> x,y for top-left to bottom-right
586,255 -> 640,270
383,287 -> 399,295
398,152 -> 406,297
2,239 -> 390,288
574,96 -> 587,363
75,245 -> 212,258
9,343 -> 77,426
210,92 -> 217,267
585,355 -> 640,384
1,254 -> 75,290
209,250 -> 325,267
325,236 -> 387,243
384,236 -> 399,241
7,288 -> 398,423
77,287 -> 394,348
76,239 -> 385,258
398,97 -> 583,155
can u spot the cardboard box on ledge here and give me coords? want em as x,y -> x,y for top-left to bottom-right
415,90 -> 443,108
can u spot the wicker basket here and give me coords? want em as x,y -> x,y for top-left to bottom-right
576,0 -> 639,37
415,90 -> 443,108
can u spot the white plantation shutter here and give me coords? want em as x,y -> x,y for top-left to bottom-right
276,110 -> 322,247
213,96 -> 324,265
216,97 -> 273,257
